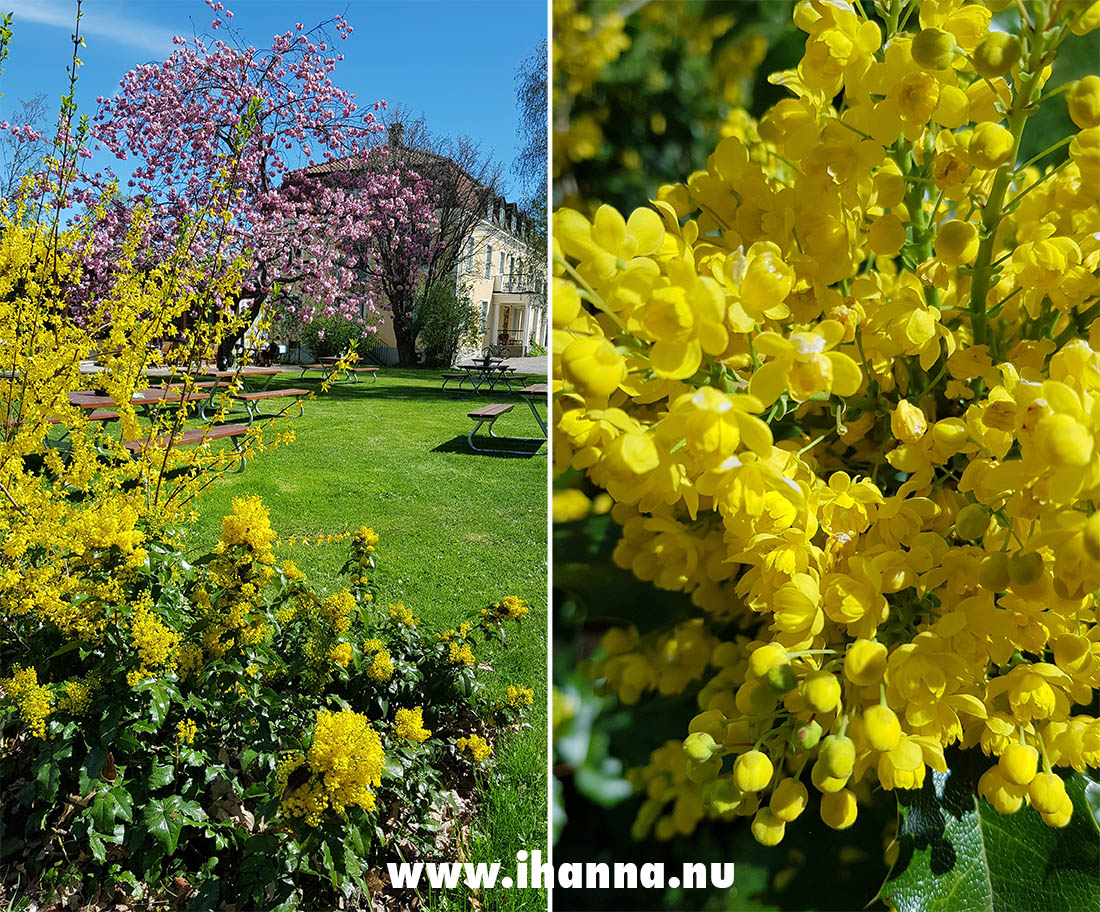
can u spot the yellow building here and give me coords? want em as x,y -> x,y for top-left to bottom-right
456,196 -> 546,359
298,125 -> 546,365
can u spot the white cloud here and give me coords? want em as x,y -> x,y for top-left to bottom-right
9,0 -> 179,57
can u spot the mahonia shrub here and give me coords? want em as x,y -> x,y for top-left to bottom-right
0,501 -> 533,908
553,0 -> 1100,850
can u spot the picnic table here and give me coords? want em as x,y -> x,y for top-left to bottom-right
196,369 -> 307,423
69,389 -> 209,411
465,383 -> 547,456
442,359 -> 527,394
299,355 -> 378,384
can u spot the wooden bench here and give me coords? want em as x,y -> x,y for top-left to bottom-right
232,388 -> 309,422
441,372 -> 468,391
122,423 -> 250,472
467,403 -> 518,454
299,363 -> 378,384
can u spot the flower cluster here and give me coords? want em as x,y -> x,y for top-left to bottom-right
555,0 -> 1100,844
1,665 -> 53,739
507,685 -> 536,708
456,734 -> 493,764
394,706 -> 432,744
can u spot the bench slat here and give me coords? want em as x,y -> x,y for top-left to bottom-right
233,388 -> 309,402
123,423 -> 249,452
468,404 -> 513,419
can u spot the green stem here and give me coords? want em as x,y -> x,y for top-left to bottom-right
967,26 -> 1049,351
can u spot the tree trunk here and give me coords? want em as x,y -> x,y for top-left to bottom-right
395,333 -> 418,366
215,291 -> 268,369
391,293 -> 420,365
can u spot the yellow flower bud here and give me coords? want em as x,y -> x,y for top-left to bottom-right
869,214 -> 907,256
748,642 -> 788,679
561,336 -> 626,398
864,705 -> 902,752
702,778 -> 742,814
970,122 -> 1014,170
764,663 -> 797,693
688,709 -> 727,741
683,731 -> 719,763
998,743 -> 1039,786
733,749 -> 774,792
1008,551 -> 1044,586
1028,772 -> 1067,815
791,719 -> 824,751
811,759 -> 849,793
819,735 -> 856,778
740,244 -> 795,316
770,778 -> 809,822
955,503 -> 991,540
1040,794 -> 1074,828
736,679 -> 777,716
801,671 -> 842,714
820,788 -> 858,829
978,767 -> 1025,814
844,639 -> 887,686
972,33 -> 1020,79
1067,76 -> 1100,129
1070,0 -> 1100,36
934,219 -> 979,266
911,28 -> 956,70
890,399 -> 927,443
751,807 -> 786,845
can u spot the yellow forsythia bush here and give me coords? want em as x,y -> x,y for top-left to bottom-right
553,0 -> 1100,845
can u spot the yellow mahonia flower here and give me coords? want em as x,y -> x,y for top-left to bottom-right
394,706 -> 431,743
456,734 -> 493,764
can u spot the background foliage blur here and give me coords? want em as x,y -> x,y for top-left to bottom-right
551,2 -> 1099,909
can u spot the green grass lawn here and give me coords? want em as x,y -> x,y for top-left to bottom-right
184,365 -> 548,910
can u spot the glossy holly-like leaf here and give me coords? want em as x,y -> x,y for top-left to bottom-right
880,750 -> 1100,912
143,796 -> 185,854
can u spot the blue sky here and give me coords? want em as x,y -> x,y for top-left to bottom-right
0,0 -> 546,199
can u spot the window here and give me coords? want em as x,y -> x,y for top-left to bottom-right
508,254 -> 515,285
480,300 -> 489,334
485,244 -> 493,278
465,237 -> 474,274
499,251 -> 505,275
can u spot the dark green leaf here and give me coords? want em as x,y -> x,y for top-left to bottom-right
881,752 -> 1100,912
320,838 -> 337,887
148,683 -> 170,727
89,788 -> 132,832
88,830 -> 106,863
143,797 -> 184,854
148,762 -> 173,790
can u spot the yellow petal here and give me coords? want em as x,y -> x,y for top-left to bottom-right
591,204 -> 627,256
626,207 -> 664,257
826,352 -> 863,396
749,360 -> 789,407
650,339 -> 701,379
735,412 -> 774,457
553,208 -> 595,260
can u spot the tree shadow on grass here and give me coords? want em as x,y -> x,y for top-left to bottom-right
432,434 -> 545,459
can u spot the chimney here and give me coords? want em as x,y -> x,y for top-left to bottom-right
388,122 -> 404,149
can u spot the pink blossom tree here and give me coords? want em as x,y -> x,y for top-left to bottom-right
88,1 -> 437,366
